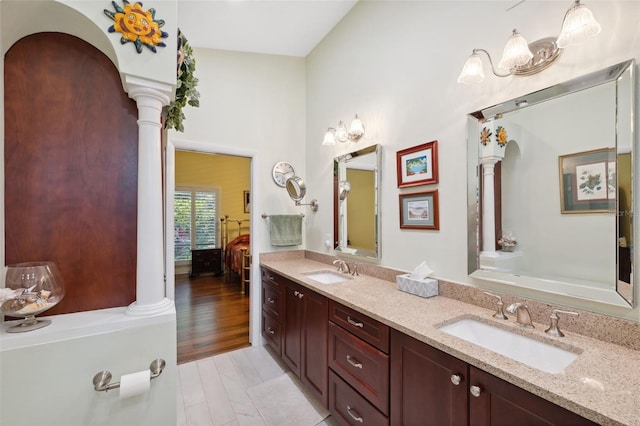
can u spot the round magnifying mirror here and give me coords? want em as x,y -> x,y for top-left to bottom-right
286,176 -> 307,202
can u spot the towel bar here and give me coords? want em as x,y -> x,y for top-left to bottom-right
261,213 -> 305,219
92,358 -> 165,392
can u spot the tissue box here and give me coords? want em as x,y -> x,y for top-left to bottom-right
396,274 -> 438,298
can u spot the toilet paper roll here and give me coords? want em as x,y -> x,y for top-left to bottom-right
119,369 -> 151,399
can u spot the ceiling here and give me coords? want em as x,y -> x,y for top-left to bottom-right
177,0 -> 359,57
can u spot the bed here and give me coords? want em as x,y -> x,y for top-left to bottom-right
221,216 -> 251,294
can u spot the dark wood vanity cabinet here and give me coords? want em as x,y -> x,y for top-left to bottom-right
282,278 -> 329,407
328,300 -> 390,425
391,330 -> 597,426
261,267 -> 329,406
260,267 -> 600,425
261,268 -> 284,355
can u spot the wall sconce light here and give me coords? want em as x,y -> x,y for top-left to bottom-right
457,0 -> 601,85
322,114 -> 365,146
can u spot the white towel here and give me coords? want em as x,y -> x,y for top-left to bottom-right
269,215 -> 303,246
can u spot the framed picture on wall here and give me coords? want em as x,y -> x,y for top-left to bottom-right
399,190 -> 439,230
243,190 -> 250,213
558,148 -> 616,214
396,140 -> 439,187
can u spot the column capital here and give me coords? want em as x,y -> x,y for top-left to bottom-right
123,74 -> 173,107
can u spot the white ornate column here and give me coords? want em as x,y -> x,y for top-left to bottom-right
124,75 -> 174,316
481,158 -> 500,257
479,121 -> 506,258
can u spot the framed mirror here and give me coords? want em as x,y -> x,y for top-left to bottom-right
333,144 -> 381,259
467,60 -> 635,308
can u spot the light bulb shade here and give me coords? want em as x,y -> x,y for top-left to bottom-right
322,128 -> 336,146
457,52 -> 485,84
348,115 -> 365,141
498,30 -> 533,71
336,121 -> 348,143
556,1 -> 601,48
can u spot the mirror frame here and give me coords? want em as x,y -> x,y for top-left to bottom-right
286,176 -> 307,201
467,59 -> 636,309
333,144 -> 381,260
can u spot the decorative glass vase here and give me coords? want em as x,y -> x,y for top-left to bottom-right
1,262 -> 65,333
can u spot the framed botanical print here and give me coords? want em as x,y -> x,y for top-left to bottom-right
558,148 -> 616,213
396,140 -> 439,187
399,190 -> 439,230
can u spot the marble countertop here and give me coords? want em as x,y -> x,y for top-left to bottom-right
261,257 -> 640,426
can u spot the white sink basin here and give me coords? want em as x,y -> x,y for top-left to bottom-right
302,270 -> 353,284
439,317 -> 579,374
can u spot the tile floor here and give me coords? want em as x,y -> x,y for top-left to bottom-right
177,345 -> 340,426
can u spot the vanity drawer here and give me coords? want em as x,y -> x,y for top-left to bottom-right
329,370 -> 388,426
262,310 -> 282,355
328,322 -> 389,415
261,267 -> 285,286
262,279 -> 282,318
329,300 -> 390,353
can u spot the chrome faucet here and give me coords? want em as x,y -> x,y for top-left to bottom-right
506,302 -> 534,328
333,259 -> 350,274
484,292 -> 508,320
545,309 -> 579,337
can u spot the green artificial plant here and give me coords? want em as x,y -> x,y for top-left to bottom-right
164,29 -> 200,132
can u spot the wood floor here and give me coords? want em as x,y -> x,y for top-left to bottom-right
176,273 -> 250,364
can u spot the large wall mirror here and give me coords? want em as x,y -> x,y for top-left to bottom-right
467,60 -> 635,309
333,144 -> 381,260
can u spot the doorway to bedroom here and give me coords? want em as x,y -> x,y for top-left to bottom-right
173,150 -> 251,364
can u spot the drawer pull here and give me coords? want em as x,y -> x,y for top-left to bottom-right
298,292 -> 304,299
346,406 -> 364,423
347,316 -> 364,328
294,290 -> 299,296
451,374 -> 462,386
267,297 -> 275,304
267,327 -> 275,335
470,385 -> 482,397
346,355 -> 363,369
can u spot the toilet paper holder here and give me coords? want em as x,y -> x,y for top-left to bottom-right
92,358 -> 166,392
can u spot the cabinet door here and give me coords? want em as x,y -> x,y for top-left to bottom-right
468,366 -> 598,426
282,282 -> 303,376
390,330 -> 468,426
301,288 -> 329,407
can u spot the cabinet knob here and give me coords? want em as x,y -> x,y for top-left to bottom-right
267,297 -> 275,304
450,374 -> 462,386
470,385 -> 482,397
294,290 -> 299,297
266,327 -> 275,335
298,292 -> 304,299
346,406 -> 364,423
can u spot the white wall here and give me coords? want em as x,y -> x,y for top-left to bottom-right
304,1 -> 640,320
170,48 -> 307,256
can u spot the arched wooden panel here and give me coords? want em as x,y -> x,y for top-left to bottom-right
4,32 -> 138,314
